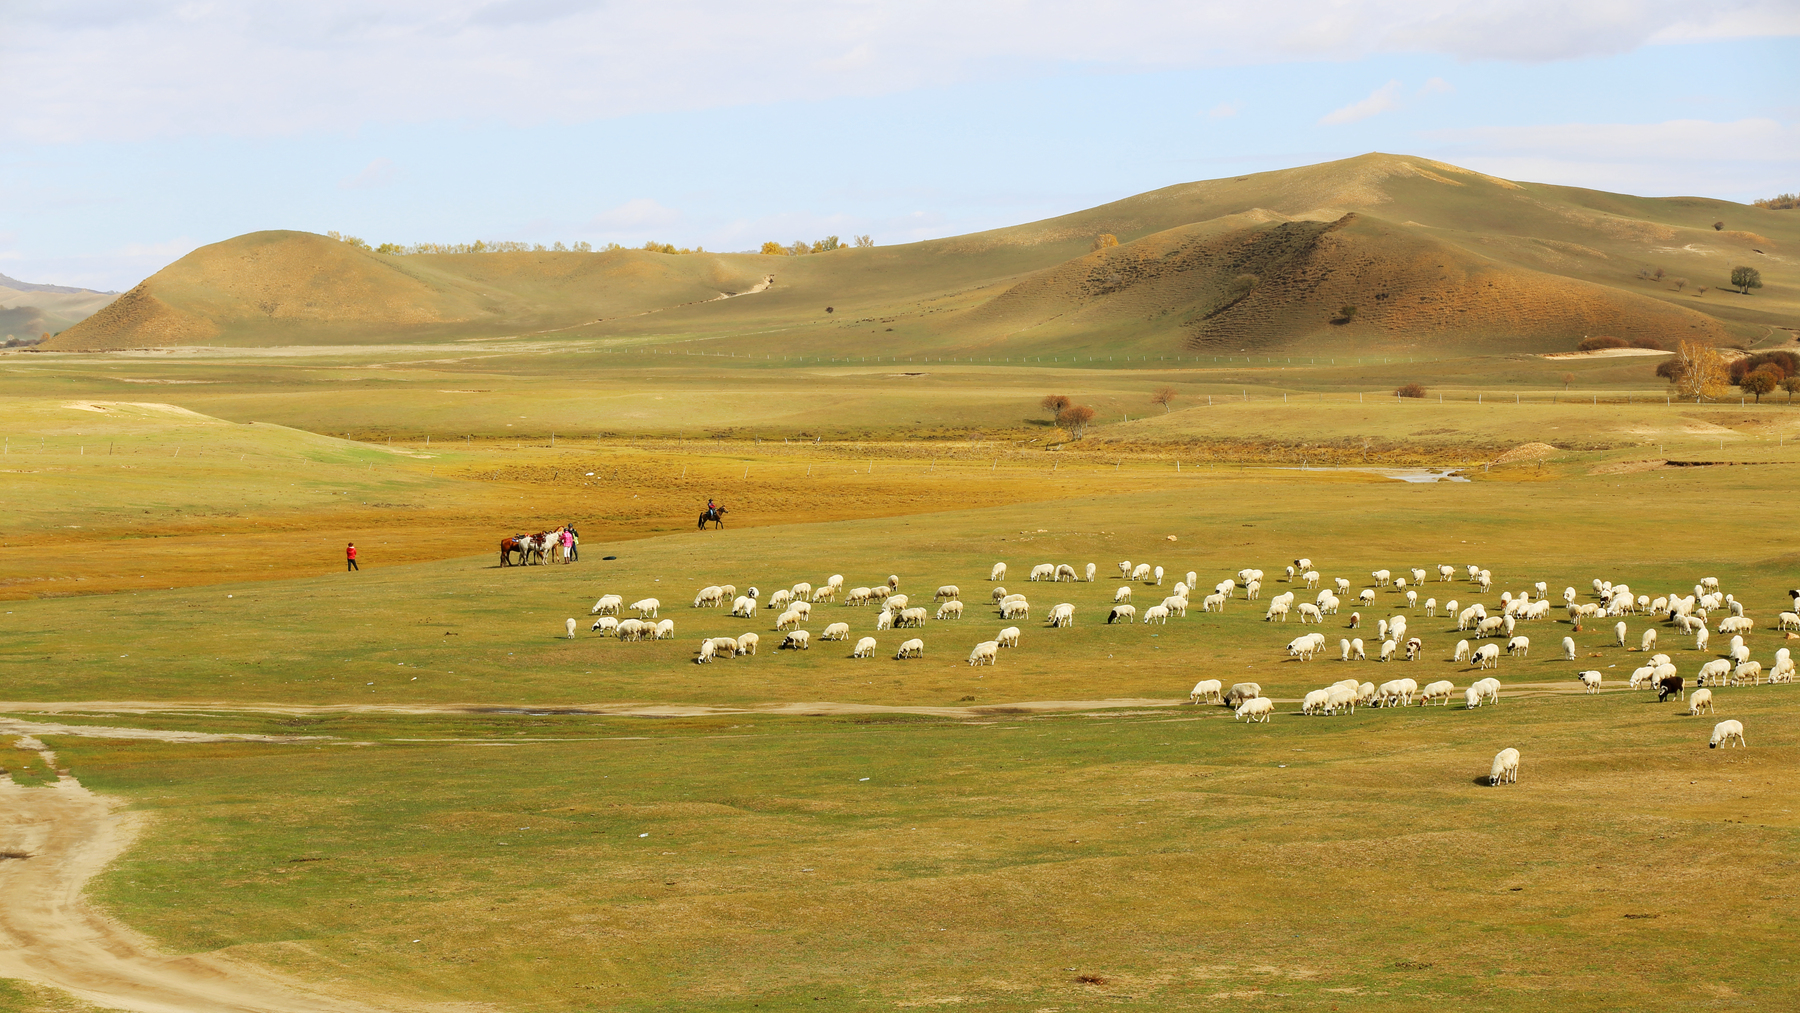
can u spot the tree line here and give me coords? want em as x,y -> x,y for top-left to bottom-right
760,235 -> 875,255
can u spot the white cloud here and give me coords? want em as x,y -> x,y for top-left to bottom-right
1422,117 -> 1800,194
1319,80 -> 1403,125
339,157 -> 397,189
3,1 -> 1794,144
1207,101 -> 1239,118
1418,76 -> 1453,95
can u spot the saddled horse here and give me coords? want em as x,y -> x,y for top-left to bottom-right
697,506 -> 728,530
500,536 -> 523,566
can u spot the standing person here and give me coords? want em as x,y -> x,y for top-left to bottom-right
560,525 -> 573,563
346,542 -> 359,571
567,524 -> 580,562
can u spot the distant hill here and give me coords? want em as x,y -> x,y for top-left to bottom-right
0,272 -> 116,295
0,275 -> 119,342
48,155 -> 1797,354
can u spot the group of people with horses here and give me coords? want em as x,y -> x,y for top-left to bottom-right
500,524 -> 579,566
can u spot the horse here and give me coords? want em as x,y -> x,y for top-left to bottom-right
500,536 -> 523,566
697,506 -> 728,530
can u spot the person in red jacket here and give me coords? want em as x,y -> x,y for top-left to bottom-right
346,542 -> 359,571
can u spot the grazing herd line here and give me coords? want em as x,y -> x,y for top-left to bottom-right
553,555 -> 1791,782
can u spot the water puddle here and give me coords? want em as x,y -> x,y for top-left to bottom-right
1277,466 -> 1471,483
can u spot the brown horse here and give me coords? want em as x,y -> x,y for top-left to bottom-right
500,536 -> 522,566
697,506 -> 728,530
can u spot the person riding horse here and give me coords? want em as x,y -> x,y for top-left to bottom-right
697,502 -> 728,529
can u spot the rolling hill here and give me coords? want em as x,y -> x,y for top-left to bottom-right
0,276 -> 119,342
47,154 -> 1798,355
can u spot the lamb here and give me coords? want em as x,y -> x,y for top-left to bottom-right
1489,748 -> 1520,786
1709,719 -> 1745,748
1114,585 -> 1133,604
1507,636 -> 1530,657
736,632 -> 759,655
967,641 -> 999,666
1055,564 -> 1078,582
591,616 -> 619,634
1563,636 -> 1577,661
1108,604 -> 1138,624
1688,687 -> 1714,715
590,594 -> 623,615
1142,605 -> 1170,625
1235,697 -> 1274,723
821,622 -> 851,641
1657,675 -> 1685,702
896,638 -> 925,659
1454,639 -> 1471,663
696,638 -> 716,664
1372,569 -> 1392,586
1224,682 -> 1261,706
1473,644 -> 1501,669
1419,680 -> 1455,705
936,601 -> 964,620
852,636 -> 877,658
1578,670 -> 1602,693
782,630 -> 811,650
654,619 -> 676,640
1029,563 -> 1056,581
990,562 -> 1007,581
997,626 -> 1021,648
1049,603 -> 1076,627
1202,593 -> 1227,613
629,597 -> 660,618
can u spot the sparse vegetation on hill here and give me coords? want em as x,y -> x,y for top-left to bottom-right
1395,382 -> 1426,398
1753,193 -> 1797,210
1730,266 -> 1763,294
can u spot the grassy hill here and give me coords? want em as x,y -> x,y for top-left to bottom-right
0,283 -> 117,342
48,154 -> 1798,355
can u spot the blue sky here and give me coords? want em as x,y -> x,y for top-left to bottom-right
3,1 -> 1796,291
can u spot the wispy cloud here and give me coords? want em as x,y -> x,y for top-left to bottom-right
339,157 -> 397,189
1319,80 -> 1403,124
1419,76 -> 1453,95
584,198 -> 683,234
1207,101 -> 1240,118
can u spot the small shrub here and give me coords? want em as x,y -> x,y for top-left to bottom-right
1627,337 -> 1665,350
1578,335 -> 1627,351
1330,304 -> 1357,325
1395,383 -> 1427,399
1091,234 -> 1119,252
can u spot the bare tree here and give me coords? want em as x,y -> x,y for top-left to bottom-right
1150,386 -> 1177,412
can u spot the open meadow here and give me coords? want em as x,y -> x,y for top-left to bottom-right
4,340 -> 1800,1011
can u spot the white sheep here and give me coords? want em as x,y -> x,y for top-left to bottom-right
693,585 -> 724,608
1131,563 -> 1152,582
655,619 -> 675,640
883,594 -> 910,613
709,636 -> 738,658
590,594 -> 623,616
1288,633 -> 1327,660
1688,687 -> 1714,715
1152,565 -> 1164,585
1419,680 -> 1455,706
991,586 -> 1009,602
791,600 -> 813,621
968,641 -> 999,666
1733,661 -> 1763,686
811,584 -> 839,603
1709,719 -> 1745,748
1351,638 -> 1366,661
1225,682 -> 1261,706
1202,593 -> 1227,613
896,638 -> 924,659
1113,585 -> 1132,604
767,589 -> 794,611
1325,683 -> 1357,715
1410,568 -> 1428,585
696,638 -> 716,664
845,587 -> 873,606
1049,603 -> 1075,627
616,619 -> 646,641
937,601 -> 964,620
1438,564 -> 1455,582
827,575 -> 844,591
1029,563 -> 1056,582
1245,580 -> 1262,601
1454,639 -> 1471,663
1235,697 -> 1274,723
898,607 -> 929,628
1718,615 -> 1754,635
1405,590 -> 1418,609
1163,596 -> 1189,617
1464,687 -> 1482,709
1378,639 -> 1398,662
1120,560 -> 1134,578
1316,591 -> 1339,614
774,610 -> 803,631
1613,621 -> 1627,647
990,562 -> 1007,581
821,622 -> 851,641
1189,679 -> 1223,704
1340,638 -> 1352,661
1086,563 -> 1098,582
1474,677 -> 1501,704
1185,570 -> 1197,590
736,632 -> 759,655
1302,689 -> 1331,715
564,618 -> 578,639
1303,570 -> 1321,589
1002,600 -> 1031,621
1697,659 -> 1731,686
731,595 -> 757,618
1372,569 -> 1392,586
1489,747 -> 1520,786
591,616 -> 619,634
629,597 -> 660,618
791,582 -> 813,602
1142,605 -> 1170,625
1297,602 -> 1323,624
1358,588 -> 1377,606
782,629 -> 811,650
1405,637 -> 1423,661
1264,600 -> 1290,622
852,636 -> 877,658
1507,636 -> 1530,657
1629,666 -> 1656,689
1108,604 -> 1138,624
1578,670 -> 1602,693
888,574 -> 900,590
1055,564 -> 1078,582
1474,644 -> 1501,669
997,626 -> 1021,648
1778,611 -> 1800,631
875,609 -> 894,631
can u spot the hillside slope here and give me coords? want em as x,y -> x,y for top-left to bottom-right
48,155 -> 1799,354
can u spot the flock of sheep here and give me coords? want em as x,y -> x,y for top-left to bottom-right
564,556 -> 1794,785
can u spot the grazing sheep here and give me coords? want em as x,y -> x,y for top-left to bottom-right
654,619 -> 676,640
888,575 -> 900,590
1410,568 -> 1428,585
1696,628 -> 1710,653
898,607 -> 929,628
1379,639 -> 1398,662
1029,563 -> 1056,582
1657,675 -> 1685,702
1303,570 -> 1321,589
1507,636 -> 1530,657
1775,611 -> 1800,631
1055,564 -> 1078,582
1405,637 -> 1423,661
1629,666 -> 1657,689
990,562 -> 1007,581
1641,628 -> 1658,652
791,600 -> 812,621
1578,670 -> 1602,693
791,582 -> 813,602
1152,566 -> 1165,585
1420,680 -> 1455,706
1325,683 -> 1357,715
1185,570 -> 1197,590
1298,603 -> 1324,624
1463,686 -> 1483,709
767,589 -> 794,611
896,638 -> 925,659
936,601 -> 965,620
883,594 -> 910,613
1489,748 -> 1520,786
821,622 -> 851,641
1224,682 -> 1261,706
845,587 -> 873,606
782,630 -> 811,650
775,610 -> 804,631
1405,590 -> 1419,609
968,641 -> 999,666
630,597 -> 661,618
616,619 -> 647,641
564,618 -> 578,639
1235,697 -> 1274,723
1049,603 -> 1076,627
693,585 -> 725,608
1108,604 -> 1138,624
1245,580 -> 1262,601
1114,585 -> 1133,604
590,594 -> 623,616
1316,591 -> 1340,615
1614,621 -> 1627,647
1142,605 -> 1170,625
827,575 -> 844,591
1709,719 -> 1746,748
1340,638 -> 1353,661
736,632 -> 760,655
1718,616 -> 1754,635
1688,688 -> 1714,715
591,616 -> 619,634
1087,563 -> 1098,582
1264,600 -> 1290,622
1733,661 -> 1763,686
997,626 -> 1021,648
991,586 -> 1010,602
1002,600 -> 1032,621
1302,689 -> 1331,715
1395,576 -> 1408,590
1132,564 -> 1153,582
1189,679 -> 1223,704
1202,593 -> 1227,613
1473,677 -> 1501,704
1163,596 -> 1189,617
1358,588 -> 1377,606
709,636 -> 738,658
1216,579 -> 1237,597
696,638 -> 716,664
1697,659 -> 1731,687
999,593 -> 1028,606
731,595 -> 758,618
1474,644 -> 1501,669
875,609 -> 894,631
1454,639 -> 1471,663
852,636 -> 877,658
1288,633 -> 1327,660
1120,560 -> 1133,578
811,584 -> 839,603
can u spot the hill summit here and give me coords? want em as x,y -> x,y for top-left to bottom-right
48,154 -> 1795,354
